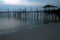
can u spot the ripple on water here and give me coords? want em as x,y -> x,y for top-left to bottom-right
0,18 -> 40,35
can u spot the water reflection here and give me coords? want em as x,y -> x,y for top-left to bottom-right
0,17 -> 41,35
0,12 -> 59,35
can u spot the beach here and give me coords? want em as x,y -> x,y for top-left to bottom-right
0,23 -> 60,40
0,0 -> 60,40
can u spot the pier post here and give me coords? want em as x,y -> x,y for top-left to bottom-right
59,15 -> 60,22
49,13 -> 50,22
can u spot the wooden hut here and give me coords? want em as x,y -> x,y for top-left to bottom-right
43,4 -> 57,11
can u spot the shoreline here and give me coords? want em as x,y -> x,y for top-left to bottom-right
0,23 -> 60,40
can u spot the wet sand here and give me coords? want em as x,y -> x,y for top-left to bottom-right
0,23 -> 60,40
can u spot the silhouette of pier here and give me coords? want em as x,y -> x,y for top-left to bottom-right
0,4 -> 60,24
0,10 -> 43,13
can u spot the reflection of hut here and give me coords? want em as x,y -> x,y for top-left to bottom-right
57,8 -> 60,21
43,4 -> 57,11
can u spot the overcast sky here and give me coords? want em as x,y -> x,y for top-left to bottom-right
0,0 -> 60,11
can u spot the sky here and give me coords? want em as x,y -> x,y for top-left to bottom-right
0,0 -> 60,11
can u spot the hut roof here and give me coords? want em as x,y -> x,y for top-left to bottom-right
43,4 -> 57,8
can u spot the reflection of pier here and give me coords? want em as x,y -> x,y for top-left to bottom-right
0,11 -> 43,19
0,4 -> 60,23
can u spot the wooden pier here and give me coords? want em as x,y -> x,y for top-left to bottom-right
0,4 -> 60,24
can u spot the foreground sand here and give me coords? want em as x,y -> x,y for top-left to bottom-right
0,23 -> 60,40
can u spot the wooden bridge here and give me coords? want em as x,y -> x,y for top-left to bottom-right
0,10 -> 43,13
0,4 -> 60,24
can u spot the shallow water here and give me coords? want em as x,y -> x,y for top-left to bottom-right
0,12 -> 59,35
0,17 -> 42,35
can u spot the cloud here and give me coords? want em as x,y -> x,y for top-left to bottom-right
1,0 -> 40,6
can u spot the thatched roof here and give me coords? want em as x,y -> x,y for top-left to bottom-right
43,4 -> 57,8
